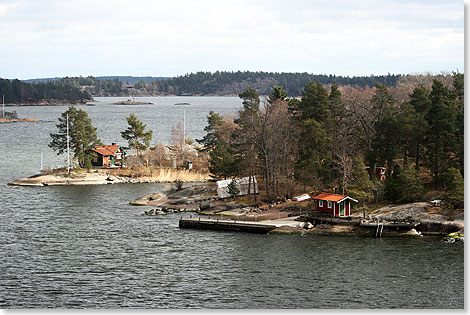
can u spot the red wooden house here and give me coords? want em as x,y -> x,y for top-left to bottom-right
91,143 -> 125,168
366,166 -> 386,181
312,193 -> 358,217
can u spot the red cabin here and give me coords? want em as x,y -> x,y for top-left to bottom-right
312,193 -> 358,217
91,143 -> 125,168
366,166 -> 386,181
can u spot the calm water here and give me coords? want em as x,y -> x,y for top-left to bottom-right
0,97 -> 464,308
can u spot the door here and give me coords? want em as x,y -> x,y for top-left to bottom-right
340,201 -> 345,216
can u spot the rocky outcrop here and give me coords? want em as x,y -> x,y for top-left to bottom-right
9,168 -> 211,186
370,202 -> 464,235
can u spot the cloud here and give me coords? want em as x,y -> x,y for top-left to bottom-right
0,0 -> 463,78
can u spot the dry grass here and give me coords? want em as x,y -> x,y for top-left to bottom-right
107,166 -> 211,182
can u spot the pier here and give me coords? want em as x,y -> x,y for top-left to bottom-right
179,217 -> 298,233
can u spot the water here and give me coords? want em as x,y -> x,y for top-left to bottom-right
0,97 -> 464,308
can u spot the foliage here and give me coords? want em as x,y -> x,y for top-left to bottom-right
196,111 -> 223,151
49,106 -> 102,168
442,168 -> 464,209
227,179 -> 240,200
185,137 -> 195,145
134,71 -> 403,96
199,75 -> 463,204
208,140 -> 241,179
399,163 -> 424,202
121,113 -> 153,156
348,156 -> 373,204
384,168 -> 403,202
0,78 -> 92,104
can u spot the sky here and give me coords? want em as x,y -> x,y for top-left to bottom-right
0,0 -> 464,79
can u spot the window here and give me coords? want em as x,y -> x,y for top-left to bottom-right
319,200 -> 323,207
327,201 -> 332,208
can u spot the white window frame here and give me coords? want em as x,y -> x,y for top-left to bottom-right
327,201 -> 332,208
319,200 -> 323,207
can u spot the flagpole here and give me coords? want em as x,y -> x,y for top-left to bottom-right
67,113 -> 70,175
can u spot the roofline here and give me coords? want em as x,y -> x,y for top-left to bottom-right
312,195 -> 358,203
337,196 -> 359,203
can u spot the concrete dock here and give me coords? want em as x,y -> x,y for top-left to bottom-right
179,216 -> 301,233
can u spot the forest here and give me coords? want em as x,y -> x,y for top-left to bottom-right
197,72 -> 464,209
0,77 -> 93,104
135,71 -> 403,96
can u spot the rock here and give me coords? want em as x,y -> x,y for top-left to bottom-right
408,228 -> 422,235
200,200 -> 211,210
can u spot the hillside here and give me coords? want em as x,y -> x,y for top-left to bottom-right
135,71 -> 403,96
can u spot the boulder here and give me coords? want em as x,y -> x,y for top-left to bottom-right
200,201 -> 211,210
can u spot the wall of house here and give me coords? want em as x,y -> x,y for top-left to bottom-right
316,200 -> 335,216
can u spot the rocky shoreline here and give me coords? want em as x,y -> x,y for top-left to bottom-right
8,169 -> 211,186
135,184 -> 464,239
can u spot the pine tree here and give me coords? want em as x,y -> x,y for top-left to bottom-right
121,113 -> 153,156
227,179 -> 240,200
347,155 -> 373,205
267,86 -> 288,104
399,162 -> 424,202
442,167 -> 464,209
49,106 -> 101,168
426,80 -> 457,184
208,140 -> 240,179
196,111 -> 223,151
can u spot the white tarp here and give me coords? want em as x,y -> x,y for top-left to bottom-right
216,176 -> 258,199
292,194 -> 311,201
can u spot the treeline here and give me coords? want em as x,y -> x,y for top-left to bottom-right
25,76 -> 169,85
0,78 -> 92,104
198,72 -> 464,209
135,71 -> 403,96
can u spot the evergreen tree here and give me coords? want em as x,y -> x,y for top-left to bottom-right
399,162 -> 424,202
49,106 -> 101,168
227,179 -> 240,200
196,111 -> 223,151
267,86 -> 288,104
208,140 -> 241,179
407,86 -> 431,169
347,155 -> 373,205
426,80 -> 457,184
451,72 -> 464,176
384,166 -> 402,202
442,167 -> 464,209
121,113 -> 153,156
294,81 -> 333,189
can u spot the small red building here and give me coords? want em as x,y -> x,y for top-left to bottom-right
366,166 -> 386,181
91,143 -> 125,168
312,193 -> 358,217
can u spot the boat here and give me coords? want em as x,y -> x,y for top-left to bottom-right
174,102 -> 191,105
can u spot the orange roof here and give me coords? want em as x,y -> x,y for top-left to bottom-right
312,193 -> 348,202
92,145 -> 121,156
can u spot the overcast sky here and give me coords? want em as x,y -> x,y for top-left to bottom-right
0,0 -> 464,79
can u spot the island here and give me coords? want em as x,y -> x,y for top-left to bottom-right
112,100 -> 153,105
